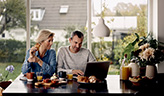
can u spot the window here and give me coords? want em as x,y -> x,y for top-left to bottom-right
0,0 -> 26,81
31,8 -> 45,21
30,0 -> 87,50
92,0 -> 148,74
59,5 -> 69,14
2,33 -> 5,37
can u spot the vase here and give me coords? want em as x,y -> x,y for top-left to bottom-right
145,65 -> 157,78
0,81 -> 11,89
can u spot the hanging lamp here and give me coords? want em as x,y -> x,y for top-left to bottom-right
92,17 -> 110,37
92,0 -> 110,37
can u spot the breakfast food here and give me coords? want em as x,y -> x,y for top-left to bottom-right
35,82 -> 43,86
34,43 -> 40,51
77,75 -> 98,83
50,73 -> 58,80
0,87 -> 4,96
129,75 -> 152,82
30,43 -> 40,58
77,76 -> 89,83
51,79 -> 59,84
88,76 -> 97,83
43,78 -> 51,83
129,76 -> 141,82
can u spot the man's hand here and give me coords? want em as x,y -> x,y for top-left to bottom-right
72,70 -> 84,76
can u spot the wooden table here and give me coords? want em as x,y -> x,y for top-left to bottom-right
3,74 -> 162,96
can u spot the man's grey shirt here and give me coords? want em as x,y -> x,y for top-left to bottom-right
57,46 -> 96,74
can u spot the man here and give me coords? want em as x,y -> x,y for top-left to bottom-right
57,31 -> 96,76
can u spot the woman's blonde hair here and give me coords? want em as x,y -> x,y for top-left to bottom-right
35,29 -> 55,43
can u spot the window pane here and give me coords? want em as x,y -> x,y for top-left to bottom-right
30,0 -> 87,51
0,0 -> 26,81
92,0 -> 148,74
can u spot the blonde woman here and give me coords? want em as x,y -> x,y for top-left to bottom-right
22,29 -> 56,78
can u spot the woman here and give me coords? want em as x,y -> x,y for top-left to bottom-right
22,29 -> 56,78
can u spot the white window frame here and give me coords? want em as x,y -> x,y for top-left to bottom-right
30,8 -> 45,21
59,5 -> 69,14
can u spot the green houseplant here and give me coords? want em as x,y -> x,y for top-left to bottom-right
132,33 -> 164,66
132,33 -> 164,77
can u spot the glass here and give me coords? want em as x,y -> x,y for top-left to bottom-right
67,74 -> 73,80
122,66 -> 130,80
36,72 -> 43,82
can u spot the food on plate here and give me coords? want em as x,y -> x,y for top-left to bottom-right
129,76 -> 142,86
35,82 -> 43,86
88,76 -> 97,83
43,78 -> 51,83
129,75 -> 155,86
51,79 -> 59,84
50,74 -> 58,80
34,43 -> 40,51
59,80 -> 67,84
77,75 -> 98,83
77,76 -> 89,83
129,75 -> 152,82
35,78 -> 60,87
129,76 -> 141,82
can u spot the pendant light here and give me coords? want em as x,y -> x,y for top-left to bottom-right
92,0 -> 110,37
92,17 -> 110,37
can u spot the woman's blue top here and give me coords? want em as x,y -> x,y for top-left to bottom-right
22,49 -> 57,78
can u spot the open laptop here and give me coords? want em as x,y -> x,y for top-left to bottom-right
84,61 -> 110,80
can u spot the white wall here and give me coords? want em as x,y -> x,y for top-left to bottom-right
157,0 -> 164,73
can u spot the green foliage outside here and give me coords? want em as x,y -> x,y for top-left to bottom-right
113,3 -> 147,66
0,0 -> 26,34
0,39 -> 65,63
63,25 -> 87,48
92,38 -> 112,62
0,39 -> 26,63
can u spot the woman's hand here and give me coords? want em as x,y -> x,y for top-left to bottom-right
29,47 -> 37,58
28,56 -> 38,63
28,56 -> 43,67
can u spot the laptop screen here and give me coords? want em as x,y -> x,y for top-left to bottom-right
84,61 -> 110,80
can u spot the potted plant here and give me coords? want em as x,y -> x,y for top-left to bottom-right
132,33 -> 164,78
0,65 -> 14,90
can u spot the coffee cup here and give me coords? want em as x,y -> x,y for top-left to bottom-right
58,71 -> 66,78
26,72 -> 34,81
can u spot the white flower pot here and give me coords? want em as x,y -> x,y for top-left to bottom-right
145,65 -> 156,78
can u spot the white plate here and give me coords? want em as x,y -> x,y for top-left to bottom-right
59,80 -> 67,84
19,76 -> 27,81
27,79 -> 33,81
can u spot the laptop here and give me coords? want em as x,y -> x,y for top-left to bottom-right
84,61 -> 110,80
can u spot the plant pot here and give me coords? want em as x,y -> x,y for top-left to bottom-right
0,81 -> 12,89
145,65 -> 157,78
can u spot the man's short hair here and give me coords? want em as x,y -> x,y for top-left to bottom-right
70,31 -> 84,39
